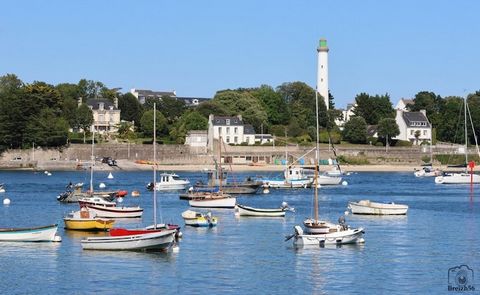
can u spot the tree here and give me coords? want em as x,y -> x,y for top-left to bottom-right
75,104 -> 94,143
116,121 -> 136,140
436,96 -> 464,144
24,81 -> 63,115
118,92 -> 143,126
158,96 -> 186,123
377,118 -> 400,146
195,100 -> 229,118
251,85 -> 290,125
410,91 -> 443,128
140,110 -> 167,137
277,82 -> 316,128
25,109 -> 69,147
353,93 -> 394,125
169,111 -> 208,143
342,117 -> 367,144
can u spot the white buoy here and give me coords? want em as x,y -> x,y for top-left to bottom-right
99,183 -> 106,189
117,197 -> 124,203
344,210 -> 350,216
131,190 -> 140,197
53,235 -> 62,242
44,171 -> 48,174
107,172 -> 114,179
342,181 -> 348,186
0,189 -> 5,193
172,245 -> 180,253
3,198 -> 11,205
47,172 -> 52,176
263,188 -> 270,194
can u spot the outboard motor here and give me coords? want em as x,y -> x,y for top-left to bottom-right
146,182 -> 155,191
338,215 -> 348,230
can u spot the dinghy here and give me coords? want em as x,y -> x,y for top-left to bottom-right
81,230 -> 176,251
235,202 -> 294,217
64,208 -> 115,231
348,200 -> 408,215
0,224 -> 60,242
182,210 -> 217,227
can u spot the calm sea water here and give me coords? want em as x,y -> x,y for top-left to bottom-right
0,170 -> 478,294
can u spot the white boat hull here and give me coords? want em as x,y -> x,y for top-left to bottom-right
81,230 -> 175,251
315,175 -> 343,185
235,204 -> 286,217
262,179 -> 311,189
0,224 -> 59,242
348,200 -> 408,215
189,197 -> 236,208
86,204 -> 143,218
155,183 -> 189,191
435,173 -> 480,184
293,226 -> 365,246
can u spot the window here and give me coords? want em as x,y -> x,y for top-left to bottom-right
234,136 -> 238,143
234,127 -> 238,134
218,127 -> 222,134
410,130 -> 414,135
423,130 -> 427,135
99,114 -> 104,122
226,136 -> 230,143
226,119 -> 230,125
226,127 -> 230,134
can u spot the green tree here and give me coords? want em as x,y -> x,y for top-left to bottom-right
116,121 -> 136,140
377,118 -> 400,146
353,93 -> 394,125
140,110 -> 167,137
342,117 -> 367,144
158,96 -> 187,123
24,81 -> 63,115
277,82 -> 316,128
169,111 -> 208,143
75,104 -> 94,143
251,85 -> 290,125
25,109 -> 69,147
436,96 -> 464,144
118,92 -> 143,126
196,100 -> 229,118
410,91 -> 443,128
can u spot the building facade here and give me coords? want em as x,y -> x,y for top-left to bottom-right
394,109 -> 432,144
83,98 -> 121,134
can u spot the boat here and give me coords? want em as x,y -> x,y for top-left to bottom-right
81,103 -> 176,251
181,210 -> 217,227
109,224 -> 180,237
262,166 -> 313,189
0,183 -> 5,193
348,200 -> 408,215
287,48 -> 365,247
78,196 -> 116,208
146,172 -> 190,191
64,208 -> 115,231
56,182 -> 118,203
414,164 -> 442,177
81,230 -> 176,251
194,168 -> 261,194
235,202 -> 294,217
188,192 -> 236,209
85,203 -> 143,218
0,224 -> 60,242
435,97 -> 480,184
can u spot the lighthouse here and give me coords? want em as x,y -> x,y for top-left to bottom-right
317,38 -> 329,110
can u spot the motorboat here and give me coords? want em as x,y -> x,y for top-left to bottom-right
235,202 -> 294,217
435,172 -> 480,184
0,224 -> 61,242
85,204 -> 143,218
348,200 -> 408,215
146,172 -> 190,191
78,197 -> 116,208
64,208 -> 115,231
81,230 -> 176,251
414,164 -> 442,177
262,166 -> 313,189
290,225 -> 365,246
182,210 -> 217,227
189,192 -> 236,209
194,169 -> 261,194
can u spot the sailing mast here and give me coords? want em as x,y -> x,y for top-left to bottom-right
314,89 -> 320,223
153,103 -> 158,229
218,136 -> 223,191
89,127 -> 95,194
464,97 -> 468,166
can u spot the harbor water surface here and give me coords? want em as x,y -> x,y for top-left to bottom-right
0,170 -> 478,294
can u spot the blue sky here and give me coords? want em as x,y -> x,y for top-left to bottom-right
1,1 -> 479,108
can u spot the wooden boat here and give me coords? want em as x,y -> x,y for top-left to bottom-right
235,203 -> 293,217
85,204 -> 143,218
57,182 -> 118,203
0,224 -> 60,242
348,200 -> 408,215
181,210 -> 217,227
81,230 -> 176,251
109,224 -> 181,239
64,208 -> 115,231
188,192 -> 236,208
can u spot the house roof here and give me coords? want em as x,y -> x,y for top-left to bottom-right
211,116 -> 243,126
176,96 -> 210,106
403,112 -> 430,127
134,89 -> 176,97
86,99 -> 117,110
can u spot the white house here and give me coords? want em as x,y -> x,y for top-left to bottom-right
335,103 -> 356,129
207,114 -> 273,149
395,98 -> 414,111
394,109 -> 432,144
81,98 -> 121,134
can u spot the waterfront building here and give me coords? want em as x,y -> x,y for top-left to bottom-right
394,108 -> 432,144
185,130 -> 208,148
79,97 -> 121,134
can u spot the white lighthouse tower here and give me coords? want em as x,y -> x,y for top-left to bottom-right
317,38 -> 329,110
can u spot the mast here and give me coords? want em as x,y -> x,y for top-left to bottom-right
89,127 -> 95,193
218,136 -> 222,191
314,89 -> 320,222
465,97 -> 468,165
153,103 -> 157,229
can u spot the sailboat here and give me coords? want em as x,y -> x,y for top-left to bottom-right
287,47 -> 364,246
81,105 -> 176,251
414,142 -> 442,177
435,97 -> 480,184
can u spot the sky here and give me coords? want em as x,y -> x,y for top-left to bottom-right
1,0 -> 480,109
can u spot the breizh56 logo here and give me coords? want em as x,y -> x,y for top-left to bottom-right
448,265 -> 475,292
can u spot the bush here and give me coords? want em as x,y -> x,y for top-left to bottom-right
392,140 -> 412,147
270,125 -> 287,137
336,155 -> 370,165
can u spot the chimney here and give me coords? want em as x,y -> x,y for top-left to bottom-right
78,97 -> 83,108
420,109 -> 427,116
114,96 -> 118,109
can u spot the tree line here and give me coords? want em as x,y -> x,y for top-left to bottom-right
0,73 -> 479,151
